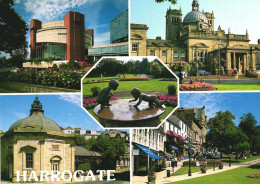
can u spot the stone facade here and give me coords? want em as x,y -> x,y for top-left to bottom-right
130,0 -> 260,74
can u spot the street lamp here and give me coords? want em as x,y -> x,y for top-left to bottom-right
218,39 -> 221,83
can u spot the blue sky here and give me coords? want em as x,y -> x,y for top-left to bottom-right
180,92 -> 260,126
131,0 -> 260,44
0,0 -> 128,58
0,94 -> 104,132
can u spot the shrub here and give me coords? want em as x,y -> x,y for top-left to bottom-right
90,86 -> 100,96
52,64 -> 59,71
167,85 -> 177,95
150,62 -> 162,78
200,165 -> 206,173
180,82 -> 216,91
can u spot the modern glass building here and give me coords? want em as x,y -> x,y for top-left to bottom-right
110,9 -> 128,43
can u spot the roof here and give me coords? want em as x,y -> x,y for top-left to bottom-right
183,11 -> 208,24
131,23 -> 149,30
75,146 -> 101,157
8,96 -> 62,132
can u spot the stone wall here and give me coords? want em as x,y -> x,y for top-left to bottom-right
0,81 -> 80,93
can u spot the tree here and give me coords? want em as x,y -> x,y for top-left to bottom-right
9,41 -> 28,68
155,0 -> 177,4
150,61 -> 162,78
86,135 -> 126,170
206,111 -> 237,158
75,135 -> 87,147
254,126 -> 260,154
0,0 -> 28,54
239,113 -> 257,152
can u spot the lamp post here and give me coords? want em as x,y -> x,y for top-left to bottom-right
218,39 -> 221,83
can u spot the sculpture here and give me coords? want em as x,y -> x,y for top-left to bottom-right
129,88 -> 167,108
96,79 -> 119,107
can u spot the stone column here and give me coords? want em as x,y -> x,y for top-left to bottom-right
233,52 -> 236,69
252,52 -> 256,71
226,52 -> 232,74
238,56 -> 241,74
71,145 -> 75,172
243,54 -> 247,73
39,140 -> 45,171
12,139 -> 18,182
203,50 -> 205,63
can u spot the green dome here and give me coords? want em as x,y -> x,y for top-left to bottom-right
9,96 -> 62,132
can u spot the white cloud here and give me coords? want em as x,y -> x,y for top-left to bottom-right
58,94 -> 81,107
112,0 -> 128,11
13,112 -> 28,119
94,31 -> 110,45
23,0 -> 96,22
180,93 -> 225,119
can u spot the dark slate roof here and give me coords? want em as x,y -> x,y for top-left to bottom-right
75,146 -> 101,157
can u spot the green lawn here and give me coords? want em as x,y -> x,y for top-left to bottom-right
172,167 -> 212,176
214,83 -> 260,91
167,165 -> 260,184
83,80 -> 177,96
221,156 -> 259,163
83,74 -> 141,82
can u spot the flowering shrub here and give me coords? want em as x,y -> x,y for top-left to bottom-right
180,82 -> 216,91
119,78 -> 149,81
83,80 -> 110,84
156,95 -> 177,102
159,79 -> 177,81
0,69 -> 83,89
188,74 -> 235,79
83,96 -> 118,109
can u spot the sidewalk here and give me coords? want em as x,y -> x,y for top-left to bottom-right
156,158 -> 260,184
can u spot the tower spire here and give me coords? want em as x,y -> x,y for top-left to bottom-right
192,0 -> 199,11
30,96 -> 44,115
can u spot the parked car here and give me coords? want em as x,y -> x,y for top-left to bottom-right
198,70 -> 211,76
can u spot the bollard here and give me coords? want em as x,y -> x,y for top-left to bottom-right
167,170 -> 171,177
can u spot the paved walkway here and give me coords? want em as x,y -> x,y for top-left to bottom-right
132,159 -> 260,184
139,74 -> 150,79
184,79 -> 260,84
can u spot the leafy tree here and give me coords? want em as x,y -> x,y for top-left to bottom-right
9,41 -> 28,68
150,61 -> 162,78
0,0 -> 28,53
155,0 -> 177,4
75,134 -> 88,147
239,113 -> 257,152
86,135 -> 126,170
254,126 -> 260,154
206,111 -> 237,158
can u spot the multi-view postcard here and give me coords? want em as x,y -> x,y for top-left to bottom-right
0,0 -> 260,184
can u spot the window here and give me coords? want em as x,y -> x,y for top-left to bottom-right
181,51 -> 185,58
52,145 -> 59,151
26,153 -> 33,169
162,50 -> 167,57
132,44 -> 138,52
174,51 -> 178,58
150,50 -> 155,56
200,24 -> 202,29
52,164 -> 59,175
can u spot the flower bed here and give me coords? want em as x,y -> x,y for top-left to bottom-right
83,96 -> 118,109
159,79 -> 177,81
187,74 -> 236,80
83,80 -> 110,84
156,95 -> 178,107
119,78 -> 149,81
248,173 -> 260,178
0,69 -> 82,89
180,82 -> 216,91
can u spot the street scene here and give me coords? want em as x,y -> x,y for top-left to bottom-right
131,93 -> 260,183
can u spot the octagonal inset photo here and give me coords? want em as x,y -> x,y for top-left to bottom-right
81,56 -> 179,128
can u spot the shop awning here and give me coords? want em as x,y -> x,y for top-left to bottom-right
170,145 -> 178,151
166,131 -> 179,138
135,144 -> 162,160
178,135 -> 186,141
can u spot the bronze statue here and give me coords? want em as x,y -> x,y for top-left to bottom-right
129,88 -> 167,108
97,79 -> 119,107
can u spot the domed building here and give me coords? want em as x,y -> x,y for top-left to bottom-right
1,96 -> 75,182
131,0 -> 260,75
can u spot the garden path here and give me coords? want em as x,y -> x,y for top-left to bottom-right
139,74 -> 150,79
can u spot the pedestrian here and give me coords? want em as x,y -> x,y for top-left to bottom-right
174,157 -> 178,167
171,159 -> 175,172
118,73 -> 121,79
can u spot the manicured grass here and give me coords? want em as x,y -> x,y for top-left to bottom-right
214,83 -> 260,91
83,80 -> 177,96
172,167 -> 212,176
83,74 -> 141,82
167,165 -> 260,184
221,156 -> 259,163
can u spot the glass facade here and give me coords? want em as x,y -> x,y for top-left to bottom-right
110,9 -> 128,43
88,43 -> 128,56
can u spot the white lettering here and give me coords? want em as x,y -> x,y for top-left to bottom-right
97,170 -> 106,181
74,170 -> 84,181
28,171 -> 39,181
40,171 -> 49,181
50,171 -> 60,181
16,171 -> 27,182
85,170 -> 95,181
107,170 -> 116,181
61,170 -> 72,181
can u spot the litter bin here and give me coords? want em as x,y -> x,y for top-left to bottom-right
167,170 -> 171,177
175,161 -> 177,167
